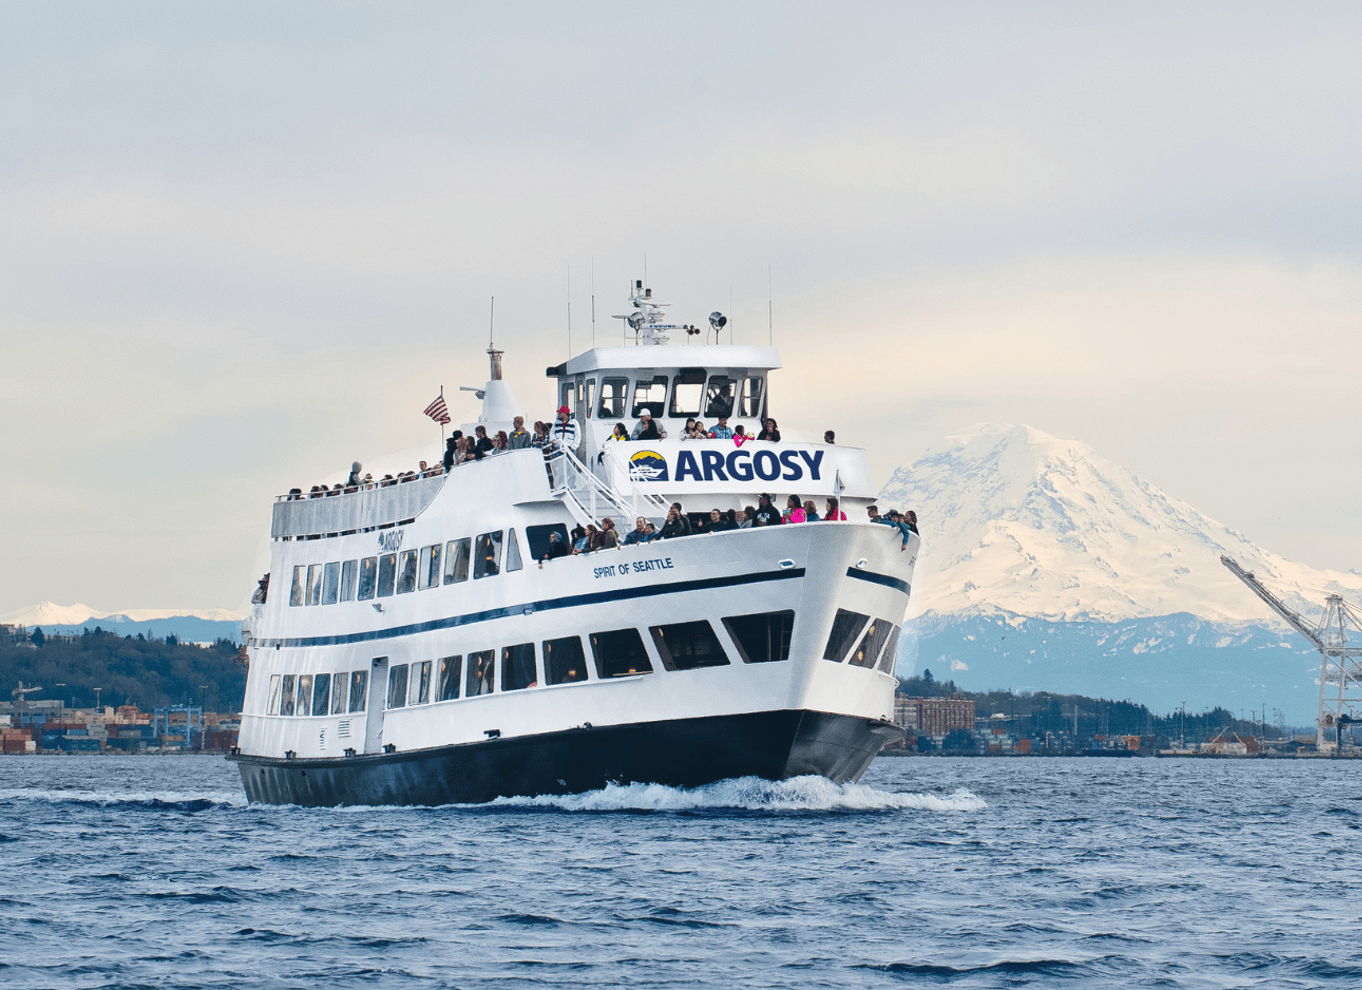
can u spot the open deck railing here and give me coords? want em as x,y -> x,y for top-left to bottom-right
546,448 -> 668,529
271,475 -> 446,539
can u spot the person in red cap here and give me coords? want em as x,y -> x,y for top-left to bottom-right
551,404 -> 580,451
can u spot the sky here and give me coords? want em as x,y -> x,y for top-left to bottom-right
3,1 -> 1360,615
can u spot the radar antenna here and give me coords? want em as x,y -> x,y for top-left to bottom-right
1221,556 -> 1362,753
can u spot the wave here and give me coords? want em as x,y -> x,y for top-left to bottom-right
470,775 -> 986,813
0,788 -> 245,811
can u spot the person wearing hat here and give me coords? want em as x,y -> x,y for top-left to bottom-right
753,494 -> 782,527
631,408 -> 666,440
551,405 -> 581,451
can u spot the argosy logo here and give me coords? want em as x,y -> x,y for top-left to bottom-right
650,447 -> 824,483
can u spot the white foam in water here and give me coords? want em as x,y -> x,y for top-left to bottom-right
477,775 -> 987,813
0,787 -> 247,807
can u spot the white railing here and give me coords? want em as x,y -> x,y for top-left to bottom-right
546,447 -> 668,528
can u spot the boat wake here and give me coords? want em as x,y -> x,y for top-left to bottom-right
0,788 -> 246,811
474,775 -> 986,813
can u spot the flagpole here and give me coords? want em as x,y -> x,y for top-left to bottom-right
439,385 -> 446,447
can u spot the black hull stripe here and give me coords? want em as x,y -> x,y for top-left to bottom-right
845,568 -> 910,595
260,567 -> 806,649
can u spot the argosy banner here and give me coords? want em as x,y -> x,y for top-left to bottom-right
605,440 -> 864,495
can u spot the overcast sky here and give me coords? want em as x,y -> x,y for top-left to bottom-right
3,1 -> 1360,615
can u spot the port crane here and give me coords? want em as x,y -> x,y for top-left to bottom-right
1221,556 -> 1362,753
10,681 -> 42,716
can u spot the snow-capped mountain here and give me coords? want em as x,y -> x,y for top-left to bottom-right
1,602 -> 243,626
877,425 -> 1361,723
878,424 -> 1362,624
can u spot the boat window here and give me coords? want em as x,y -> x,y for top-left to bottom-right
437,656 -> 462,701
331,672 -> 349,714
560,381 -> 574,411
322,561 -> 341,605
466,650 -> 495,696
377,553 -> 397,597
704,375 -> 736,419
419,544 -> 441,590
738,376 -> 765,418
501,643 -> 537,691
396,550 -> 419,594
267,674 -> 282,715
357,556 -> 378,600
589,628 -> 654,678
505,530 -> 523,572
474,532 -> 502,579
849,617 -> 894,668
387,664 -> 409,709
306,564 -> 323,606
632,375 -> 668,418
650,621 -> 730,671
583,379 -> 596,419
290,566 -> 305,607
280,675 -> 297,716
823,609 -> 870,662
543,636 -> 588,685
669,368 -> 706,418
723,610 -> 795,664
525,523 -> 569,562
876,625 -> 901,675
312,673 -> 331,716
411,660 -> 432,705
598,377 -> 629,419
444,539 -> 471,584
297,674 -> 313,716
348,670 -> 368,713
340,560 -> 358,602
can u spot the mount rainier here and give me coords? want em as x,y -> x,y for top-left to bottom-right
879,424 -> 1362,724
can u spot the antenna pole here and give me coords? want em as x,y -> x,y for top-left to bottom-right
590,256 -> 596,345
729,284 -> 734,345
439,385 -> 445,446
768,264 -> 773,345
489,296 -> 495,346
566,266 -> 572,357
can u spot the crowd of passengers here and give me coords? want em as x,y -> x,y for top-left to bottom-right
285,403 -> 838,500
538,499 -> 920,560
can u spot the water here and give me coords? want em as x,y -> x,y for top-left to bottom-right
2,756 -> 1360,989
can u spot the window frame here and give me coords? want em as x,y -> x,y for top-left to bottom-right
598,376 -> 629,419
649,621 -> 730,672
306,564 -> 324,606
473,532 -> 503,580
722,610 -> 795,664
437,655 -> 462,702
330,671 -> 349,714
340,560 -> 358,602
376,553 -> 398,597
703,375 -> 737,419
419,544 -> 442,590
444,539 -> 471,584
396,549 -> 419,594
500,643 -> 537,692
387,663 -> 409,709
322,561 -> 341,605
589,628 -> 655,679
543,636 -> 589,685
823,609 -> 870,663
631,374 -> 668,419
289,566 -> 305,607
348,670 -> 369,713
267,674 -> 282,715
357,556 -> 378,600
668,368 -> 706,418
466,649 -> 495,696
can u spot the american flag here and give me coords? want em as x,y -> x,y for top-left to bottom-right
423,394 -> 450,425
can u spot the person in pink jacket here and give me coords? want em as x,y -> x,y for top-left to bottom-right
823,496 -> 847,521
784,495 -> 806,524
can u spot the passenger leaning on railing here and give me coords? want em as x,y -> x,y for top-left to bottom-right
631,409 -> 666,440
551,406 -> 580,451
508,416 -> 531,450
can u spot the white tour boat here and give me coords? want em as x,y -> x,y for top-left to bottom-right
231,282 -> 918,805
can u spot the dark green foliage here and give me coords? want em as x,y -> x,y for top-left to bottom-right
0,628 -> 245,711
30,627 -> 45,647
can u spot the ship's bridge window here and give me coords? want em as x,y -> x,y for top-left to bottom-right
849,618 -> 894,669
312,673 -> 332,716
823,609 -> 870,662
289,567 -> 305,607
387,664 -> 409,709
322,562 -> 341,605
474,532 -> 502,579
348,670 -> 368,712
501,643 -> 537,691
297,675 -> 314,716
526,524 -> 569,562
738,376 -> 765,418
723,610 -> 795,664
396,550 -> 419,594
411,661 -> 432,705
704,375 -> 736,419
560,381 -> 574,411
876,625 -> 902,675
332,672 -> 350,714
340,560 -> 358,602
437,656 -> 462,701
669,368 -> 706,418
543,636 -> 588,685
267,674 -> 283,715
598,377 -> 629,419
632,375 -> 668,419
466,650 -> 495,696
589,628 -> 655,678
582,378 -> 595,419
650,621 -> 730,671
444,539 -> 471,584
280,675 -> 297,716
377,553 -> 398,597
357,556 -> 378,600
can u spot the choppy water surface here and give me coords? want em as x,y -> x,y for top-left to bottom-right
2,756 -> 1360,989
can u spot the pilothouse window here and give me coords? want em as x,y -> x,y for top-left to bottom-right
669,369 -> 706,418
704,376 -> 736,419
632,375 -> 668,419
598,377 -> 629,419
738,376 -> 765,418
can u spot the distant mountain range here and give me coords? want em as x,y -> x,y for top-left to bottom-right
879,424 -> 1361,724
2,602 -> 244,643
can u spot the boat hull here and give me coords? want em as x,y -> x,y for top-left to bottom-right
229,708 -> 902,807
